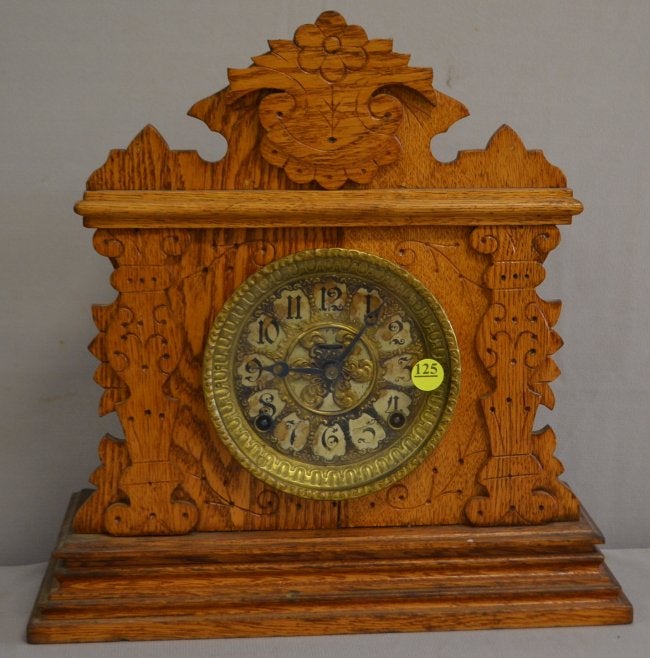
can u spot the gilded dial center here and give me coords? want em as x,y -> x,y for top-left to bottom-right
203,249 -> 460,499
283,323 -> 377,416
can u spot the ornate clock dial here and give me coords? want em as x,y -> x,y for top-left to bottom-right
203,249 -> 460,499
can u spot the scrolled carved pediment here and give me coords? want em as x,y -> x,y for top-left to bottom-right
224,11 -> 443,189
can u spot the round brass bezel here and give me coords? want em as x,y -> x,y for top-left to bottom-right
203,248 -> 460,500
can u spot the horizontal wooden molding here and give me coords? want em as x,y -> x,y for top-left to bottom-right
76,188 -> 583,229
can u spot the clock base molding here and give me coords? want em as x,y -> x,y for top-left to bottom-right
27,490 -> 632,644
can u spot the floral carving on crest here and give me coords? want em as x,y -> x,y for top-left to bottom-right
227,11 -> 437,189
295,14 -> 368,82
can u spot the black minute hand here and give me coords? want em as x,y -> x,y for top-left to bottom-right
336,302 -> 384,365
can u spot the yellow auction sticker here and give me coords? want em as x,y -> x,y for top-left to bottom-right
411,358 -> 444,391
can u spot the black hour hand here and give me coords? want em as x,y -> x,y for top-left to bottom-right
262,360 -> 323,378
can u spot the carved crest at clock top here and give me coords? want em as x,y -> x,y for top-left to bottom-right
225,10 -> 441,189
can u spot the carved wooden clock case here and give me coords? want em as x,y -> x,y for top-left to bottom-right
28,11 -> 632,643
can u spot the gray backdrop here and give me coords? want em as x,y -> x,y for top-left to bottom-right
1,0 -> 648,565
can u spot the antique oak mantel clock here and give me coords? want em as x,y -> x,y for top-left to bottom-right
28,11 -> 632,643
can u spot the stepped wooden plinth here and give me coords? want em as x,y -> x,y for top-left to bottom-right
27,491 -> 632,643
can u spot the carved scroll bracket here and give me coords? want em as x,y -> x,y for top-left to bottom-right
79,229 -> 199,535
465,226 -> 579,525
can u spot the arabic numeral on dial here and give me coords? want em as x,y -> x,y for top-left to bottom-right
320,285 -> 343,311
366,291 -> 382,314
259,392 -> 277,417
313,423 -> 346,460
388,319 -> 405,345
255,393 -> 276,432
285,419 -> 299,446
349,413 -> 386,450
258,318 -> 280,345
388,411 -> 406,429
384,396 -> 406,429
356,425 -> 376,445
322,427 -> 342,450
386,394 -> 400,411
244,357 -> 262,383
275,414 -> 309,452
287,294 -> 303,320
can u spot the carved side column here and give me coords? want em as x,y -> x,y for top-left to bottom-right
78,228 -> 199,536
465,226 -> 579,525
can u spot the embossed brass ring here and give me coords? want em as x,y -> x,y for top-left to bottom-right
203,248 -> 460,499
